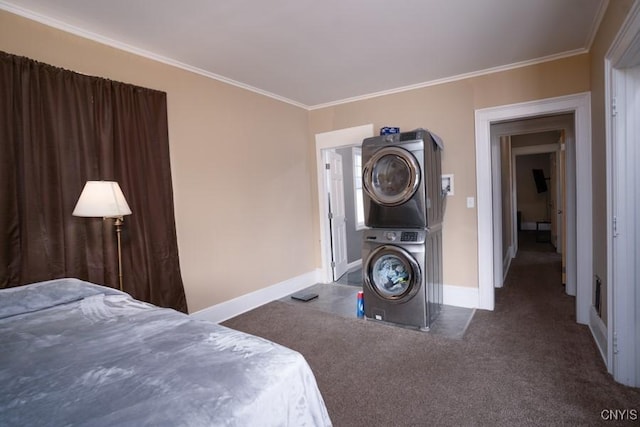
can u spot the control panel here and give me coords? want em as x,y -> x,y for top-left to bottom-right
400,231 -> 419,242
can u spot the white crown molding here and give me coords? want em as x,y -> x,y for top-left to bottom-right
0,1 -> 594,111
0,1 -> 308,109
308,49 -> 589,110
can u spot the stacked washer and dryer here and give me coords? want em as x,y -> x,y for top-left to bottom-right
361,128 -> 445,331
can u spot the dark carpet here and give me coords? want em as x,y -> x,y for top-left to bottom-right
223,237 -> 639,426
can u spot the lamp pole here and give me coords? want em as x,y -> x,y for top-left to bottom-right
114,216 -> 124,292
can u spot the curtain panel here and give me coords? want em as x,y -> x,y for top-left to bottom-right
0,51 -> 187,313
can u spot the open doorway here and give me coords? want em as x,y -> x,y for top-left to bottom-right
474,93 -> 592,325
508,145 -> 566,294
504,129 -> 567,284
315,124 -> 374,284
323,146 -> 365,283
490,114 -> 574,290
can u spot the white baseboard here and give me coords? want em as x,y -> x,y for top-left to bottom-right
190,269 -> 321,323
443,284 -> 479,309
502,246 -> 514,283
191,270 -> 481,323
347,259 -> 362,270
588,305 -> 608,366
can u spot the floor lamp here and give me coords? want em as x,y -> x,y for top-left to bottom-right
73,181 -> 132,291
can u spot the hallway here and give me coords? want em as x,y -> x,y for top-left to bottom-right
462,230 -> 640,420
501,231 -> 568,321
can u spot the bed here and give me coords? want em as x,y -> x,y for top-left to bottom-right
0,278 -> 332,426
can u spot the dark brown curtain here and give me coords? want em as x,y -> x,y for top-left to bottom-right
0,51 -> 187,313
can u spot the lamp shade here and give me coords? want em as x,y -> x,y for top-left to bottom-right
72,181 -> 132,218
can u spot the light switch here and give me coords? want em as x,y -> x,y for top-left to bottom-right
466,197 -> 475,208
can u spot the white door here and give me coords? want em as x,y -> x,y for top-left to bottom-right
557,141 -> 567,284
549,152 -> 558,248
326,151 -> 348,281
550,146 -> 566,258
605,2 -> 640,386
610,64 -> 640,387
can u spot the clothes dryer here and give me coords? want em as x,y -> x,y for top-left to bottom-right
362,227 -> 442,330
362,129 -> 444,229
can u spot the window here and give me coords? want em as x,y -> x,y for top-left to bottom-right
353,147 -> 365,229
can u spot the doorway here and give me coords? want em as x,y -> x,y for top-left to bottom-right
474,93 -> 592,325
315,124 -> 374,284
505,129 -> 567,282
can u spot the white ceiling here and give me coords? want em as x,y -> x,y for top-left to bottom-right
1,0 -> 607,109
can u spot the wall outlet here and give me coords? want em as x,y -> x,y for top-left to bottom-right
466,197 -> 475,208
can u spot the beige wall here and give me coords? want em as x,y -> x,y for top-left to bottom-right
515,153 -> 551,225
589,0 -> 635,324
0,10 -> 314,312
511,131 -> 559,233
309,55 -> 590,289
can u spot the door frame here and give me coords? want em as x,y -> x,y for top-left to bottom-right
605,1 -> 640,387
315,124 -> 374,283
474,92 -> 592,323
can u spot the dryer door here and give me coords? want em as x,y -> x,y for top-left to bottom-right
362,146 -> 420,207
364,244 -> 421,302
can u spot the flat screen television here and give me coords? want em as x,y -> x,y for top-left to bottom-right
532,168 -> 548,193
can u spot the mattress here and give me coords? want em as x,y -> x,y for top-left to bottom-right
0,278 -> 331,426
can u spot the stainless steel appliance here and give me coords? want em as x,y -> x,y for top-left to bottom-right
362,129 -> 444,229
362,227 -> 442,330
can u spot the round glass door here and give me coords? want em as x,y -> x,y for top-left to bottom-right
363,147 -> 420,206
365,245 -> 421,301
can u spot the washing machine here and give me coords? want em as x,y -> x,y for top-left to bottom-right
362,227 -> 442,330
362,128 -> 444,229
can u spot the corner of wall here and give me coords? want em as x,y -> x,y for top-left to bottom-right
190,269 -> 321,323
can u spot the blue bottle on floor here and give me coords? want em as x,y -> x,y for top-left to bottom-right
357,291 -> 364,318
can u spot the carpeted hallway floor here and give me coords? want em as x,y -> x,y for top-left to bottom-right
223,232 -> 640,426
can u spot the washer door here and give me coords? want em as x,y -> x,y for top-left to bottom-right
364,245 -> 421,302
363,146 -> 420,206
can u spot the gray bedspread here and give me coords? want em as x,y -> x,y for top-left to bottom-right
0,278 -> 332,426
